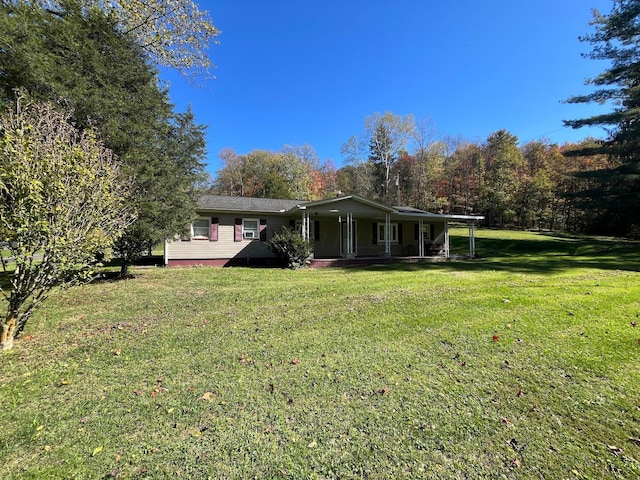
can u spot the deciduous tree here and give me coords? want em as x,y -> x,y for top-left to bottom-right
11,0 -> 220,77
0,98 -> 133,350
341,112 -> 415,204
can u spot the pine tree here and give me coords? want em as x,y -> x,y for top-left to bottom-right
564,0 -> 640,236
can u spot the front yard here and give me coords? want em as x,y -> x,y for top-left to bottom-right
1,229 -> 639,478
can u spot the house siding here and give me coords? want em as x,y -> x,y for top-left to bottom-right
167,214 -> 289,261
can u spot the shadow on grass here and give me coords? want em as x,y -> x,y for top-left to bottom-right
360,233 -> 640,275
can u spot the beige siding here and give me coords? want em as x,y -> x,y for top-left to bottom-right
167,214 -> 289,260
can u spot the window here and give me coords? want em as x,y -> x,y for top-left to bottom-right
191,218 -> 210,240
378,223 -> 398,244
243,218 -> 259,239
423,223 -> 432,240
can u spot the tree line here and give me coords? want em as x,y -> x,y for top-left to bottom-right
209,121 -> 614,234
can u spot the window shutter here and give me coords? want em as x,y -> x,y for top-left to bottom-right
398,223 -> 403,244
259,219 -> 267,241
372,222 -> 378,243
314,220 -> 320,241
289,219 -> 296,231
210,217 -> 219,242
430,224 -> 435,240
414,223 -> 419,241
234,218 -> 242,242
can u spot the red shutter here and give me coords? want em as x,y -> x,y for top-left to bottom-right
210,217 -> 219,242
259,219 -> 267,241
234,218 -> 242,242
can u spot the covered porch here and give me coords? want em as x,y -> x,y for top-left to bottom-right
288,195 -> 483,261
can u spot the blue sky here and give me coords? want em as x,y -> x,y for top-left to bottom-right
161,0 -> 615,177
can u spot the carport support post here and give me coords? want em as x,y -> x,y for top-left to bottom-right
469,222 -> 476,258
444,222 -> 450,258
385,213 -> 391,256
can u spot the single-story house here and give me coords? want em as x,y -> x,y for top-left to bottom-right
164,194 -> 484,267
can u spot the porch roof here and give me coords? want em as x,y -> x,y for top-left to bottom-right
197,194 -> 484,223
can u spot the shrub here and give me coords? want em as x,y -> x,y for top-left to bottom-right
267,226 -> 313,269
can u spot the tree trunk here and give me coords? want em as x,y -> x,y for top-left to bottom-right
120,261 -> 130,277
1,317 -> 16,351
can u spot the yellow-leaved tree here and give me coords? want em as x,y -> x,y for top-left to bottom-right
0,96 -> 135,350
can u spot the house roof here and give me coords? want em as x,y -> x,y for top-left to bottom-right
290,194 -> 396,213
198,195 -> 304,213
197,194 -> 484,222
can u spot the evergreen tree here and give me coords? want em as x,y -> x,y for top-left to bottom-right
564,0 -> 640,236
0,1 -> 207,273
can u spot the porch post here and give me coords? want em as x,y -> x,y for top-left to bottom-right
419,219 -> 424,258
469,222 -> 476,258
346,212 -> 355,257
385,213 -> 391,256
444,222 -> 450,258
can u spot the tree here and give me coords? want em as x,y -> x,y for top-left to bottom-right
564,0 -> 640,235
211,146 -> 319,200
10,0 -> 220,77
0,1 -> 208,275
341,111 -> 415,204
115,108 -> 207,275
0,97 -> 133,350
477,130 -> 525,227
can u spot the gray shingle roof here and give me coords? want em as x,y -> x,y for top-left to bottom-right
198,195 -> 305,213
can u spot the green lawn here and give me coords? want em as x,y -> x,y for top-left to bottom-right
1,229 -> 639,478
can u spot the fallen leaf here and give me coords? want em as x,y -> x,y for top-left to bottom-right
631,321 -> 636,327
492,335 -> 500,342
115,454 -> 122,462
502,299 -> 510,303
92,446 -> 103,457
150,390 -> 157,398
378,387 -> 389,395
308,441 -> 317,448
501,417 -> 511,426
628,437 -> 640,445
291,358 -> 300,365
201,391 -> 214,401
511,458 -> 521,468
133,390 -> 143,396
608,445 -> 622,455
112,349 -> 121,356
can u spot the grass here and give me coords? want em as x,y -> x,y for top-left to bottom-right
1,229 -> 639,479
